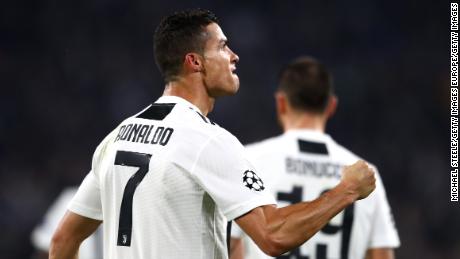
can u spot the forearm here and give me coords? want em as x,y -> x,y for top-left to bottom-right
266,182 -> 358,254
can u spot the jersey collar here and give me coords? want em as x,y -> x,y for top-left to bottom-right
284,129 -> 333,143
155,95 -> 202,113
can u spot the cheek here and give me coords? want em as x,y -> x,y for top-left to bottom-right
203,65 -> 221,88
206,61 -> 227,80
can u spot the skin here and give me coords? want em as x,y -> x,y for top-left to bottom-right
366,248 -> 395,259
49,22 -> 376,258
163,22 -> 239,115
230,237 -> 245,259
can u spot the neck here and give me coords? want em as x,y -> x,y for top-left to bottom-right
281,112 -> 327,133
162,76 -> 214,116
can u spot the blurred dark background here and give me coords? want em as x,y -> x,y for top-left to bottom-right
0,0 -> 455,258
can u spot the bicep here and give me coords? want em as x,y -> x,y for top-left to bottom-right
55,211 -> 102,244
50,211 -> 101,259
365,248 -> 395,259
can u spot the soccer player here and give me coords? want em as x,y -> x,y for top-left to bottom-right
49,9 -> 376,259
230,56 -> 400,259
31,187 -> 102,259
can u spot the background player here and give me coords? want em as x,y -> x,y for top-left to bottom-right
231,56 -> 400,259
31,187 -> 102,259
49,9 -> 376,259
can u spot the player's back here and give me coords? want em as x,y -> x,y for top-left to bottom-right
93,96 -> 230,259
238,129 -> 399,259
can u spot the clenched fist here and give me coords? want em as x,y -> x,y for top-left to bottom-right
341,160 -> 376,200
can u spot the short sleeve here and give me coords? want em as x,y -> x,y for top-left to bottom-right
68,172 -> 103,220
190,132 -> 276,220
368,173 -> 400,248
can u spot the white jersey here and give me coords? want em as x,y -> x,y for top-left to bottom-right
232,130 -> 400,259
69,96 -> 276,259
31,187 -> 103,259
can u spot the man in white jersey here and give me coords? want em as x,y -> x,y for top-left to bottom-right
230,57 -> 400,259
49,9 -> 376,259
31,187 -> 103,259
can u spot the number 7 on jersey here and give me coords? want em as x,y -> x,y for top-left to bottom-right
114,150 -> 152,247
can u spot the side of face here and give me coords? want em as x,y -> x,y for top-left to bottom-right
200,23 -> 240,97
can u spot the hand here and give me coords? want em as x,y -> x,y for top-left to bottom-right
341,160 -> 376,200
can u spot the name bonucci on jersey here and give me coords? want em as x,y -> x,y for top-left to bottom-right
67,96 -> 276,259
233,130 -> 400,259
285,157 -> 342,179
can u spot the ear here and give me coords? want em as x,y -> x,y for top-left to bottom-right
184,53 -> 203,73
275,91 -> 288,116
275,91 -> 290,131
325,95 -> 338,119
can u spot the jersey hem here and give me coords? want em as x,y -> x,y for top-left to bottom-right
224,195 -> 276,221
68,202 -> 103,221
368,238 -> 401,249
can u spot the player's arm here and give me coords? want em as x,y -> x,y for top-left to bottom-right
229,237 -> 244,259
235,160 -> 375,257
365,248 -> 395,259
49,211 -> 101,259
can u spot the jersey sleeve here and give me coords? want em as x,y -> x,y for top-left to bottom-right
190,131 -> 276,221
368,172 -> 400,248
68,171 -> 103,220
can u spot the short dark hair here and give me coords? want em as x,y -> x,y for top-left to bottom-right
153,9 -> 219,82
278,56 -> 334,113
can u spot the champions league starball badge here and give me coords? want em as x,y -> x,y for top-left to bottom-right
243,170 -> 265,191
